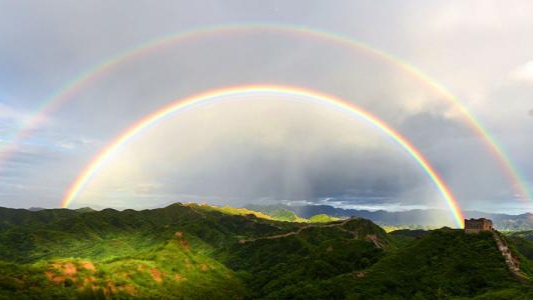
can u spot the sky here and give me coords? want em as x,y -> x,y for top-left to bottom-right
0,1 -> 532,216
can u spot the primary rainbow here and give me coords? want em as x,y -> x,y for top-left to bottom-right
3,23 -> 529,201
61,85 -> 465,227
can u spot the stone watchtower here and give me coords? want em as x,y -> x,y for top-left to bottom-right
464,218 -> 526,280
464,218 -> 493,234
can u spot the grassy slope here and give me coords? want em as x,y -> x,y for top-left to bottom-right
309,214 -> 340,223
262,208 -> 309,222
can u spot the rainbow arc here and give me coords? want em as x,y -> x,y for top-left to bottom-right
0,24 -> 528,202
61,86 -> 465,227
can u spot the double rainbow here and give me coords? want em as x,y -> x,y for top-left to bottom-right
1,24 -> 529,203
60,85 -> 465,227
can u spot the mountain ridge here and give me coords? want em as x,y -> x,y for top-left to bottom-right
246,204 -> 533,230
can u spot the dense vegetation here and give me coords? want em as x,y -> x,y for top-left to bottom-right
0,204 -> 532,299
309,214 -> 340,223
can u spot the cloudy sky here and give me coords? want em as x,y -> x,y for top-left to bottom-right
0,1 -> 532,216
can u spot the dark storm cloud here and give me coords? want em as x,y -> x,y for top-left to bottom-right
399,111 -> 476,144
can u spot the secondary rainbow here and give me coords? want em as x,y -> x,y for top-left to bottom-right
61,85 -> 465,227
2,23 -> 529,201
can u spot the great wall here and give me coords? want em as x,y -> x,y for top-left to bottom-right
465,218 -> 529,282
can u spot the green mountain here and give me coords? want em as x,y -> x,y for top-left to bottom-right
309,214 -> 340,223
258,208 -> 308,222
0,204 -> 532,299
0,207 -> 80,230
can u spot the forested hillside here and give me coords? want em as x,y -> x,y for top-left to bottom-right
0,204 -> 532,299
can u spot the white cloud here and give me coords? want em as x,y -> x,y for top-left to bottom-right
57,137 -> 94,150
0,103 -> 27,123
510,60 -> 533,83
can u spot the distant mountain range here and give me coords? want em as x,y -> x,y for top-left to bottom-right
246,204 -> 533,230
